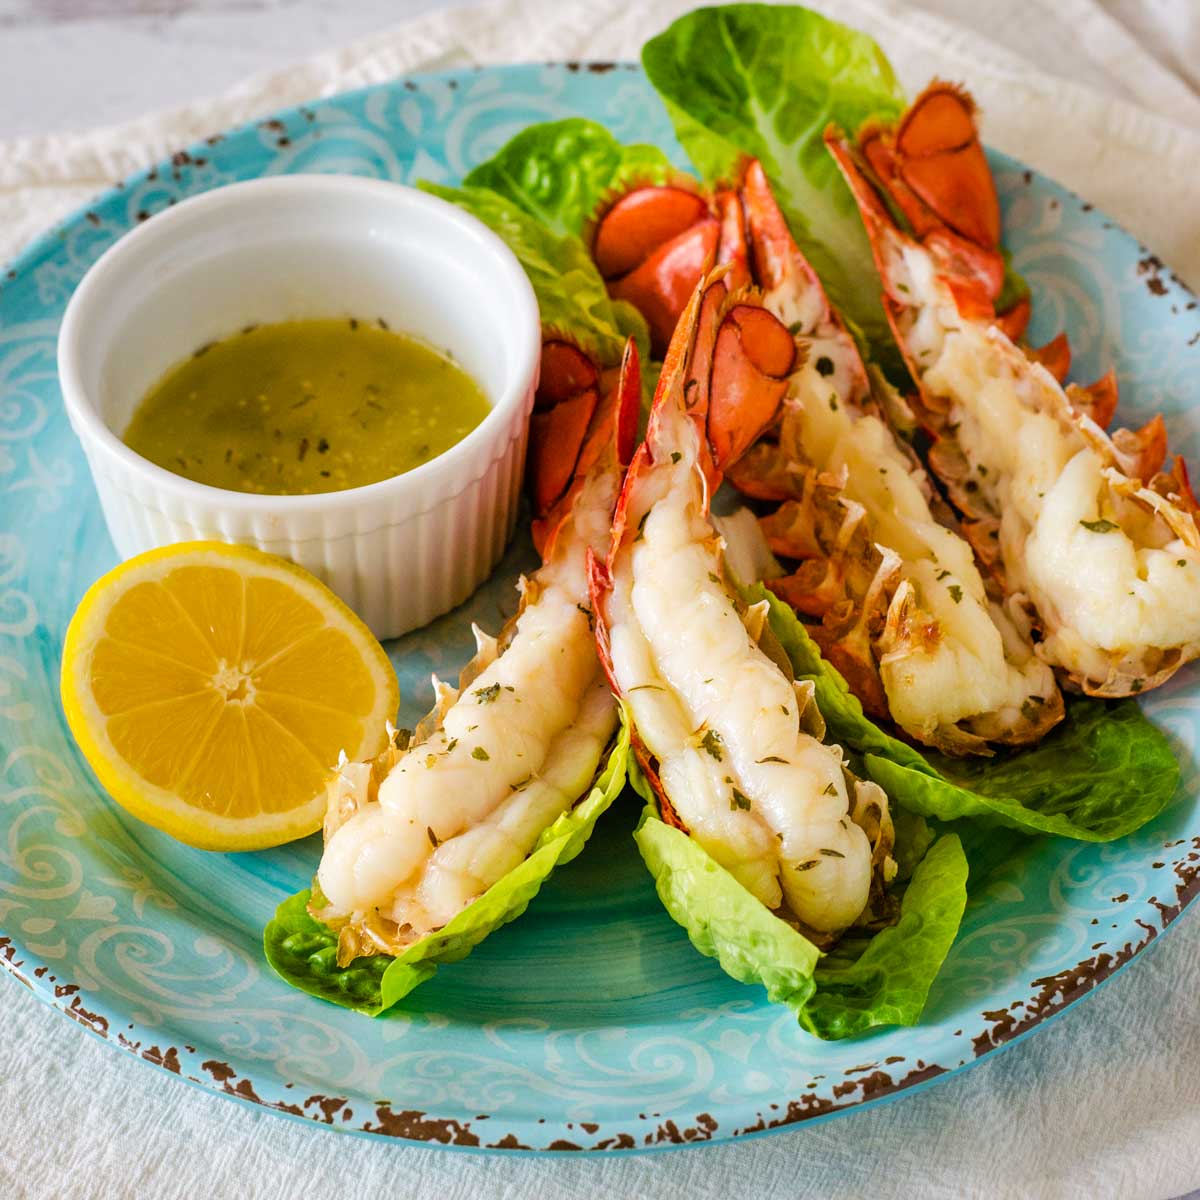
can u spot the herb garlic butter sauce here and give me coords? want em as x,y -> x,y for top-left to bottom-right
123,318 -> 490,495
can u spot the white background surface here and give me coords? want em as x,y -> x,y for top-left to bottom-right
2,2 -> 1200,1197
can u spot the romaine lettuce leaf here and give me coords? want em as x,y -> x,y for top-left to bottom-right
751,581 -> 1179,842
866,698 -> 1180,842
630,759 -> 968,1038
803,832 -> 967,1038
891,802 -> 936,881
263,723 -> 630,1015
641,4 -> 906,368
464,117 -> 675,240
630,767 -> 820,1011
420,181 -> 649,367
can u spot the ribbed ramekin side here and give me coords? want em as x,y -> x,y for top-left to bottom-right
81,413 -> 531,642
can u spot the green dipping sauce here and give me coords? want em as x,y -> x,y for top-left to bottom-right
123,318 -> 491,495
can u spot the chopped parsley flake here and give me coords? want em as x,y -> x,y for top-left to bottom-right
671,451 -> 682,464
949,584 -> 963,604
822,782 -> 837,796
815,356 -> 834,377
426,826 -> 440,848
699,729 -> 724,761
445,737 -> 458,753
819,848 -> 845,858
757,755 -> 787,765
474,683 -> 501,704
1080,518 -> 1119,533
936,569 -> 951,581
730,788 -> 752,812
471,746 -> 490,761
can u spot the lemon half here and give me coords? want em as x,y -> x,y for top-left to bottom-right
61,541 -> 398,851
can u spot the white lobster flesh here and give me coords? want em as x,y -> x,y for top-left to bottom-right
784,369 -> 1061,745
917,306 -> 1200,685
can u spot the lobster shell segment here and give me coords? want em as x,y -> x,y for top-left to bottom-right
530,336 -> 640,561
592,183 -> 719,357
855,82 -> 1024,339
612,272 -> 795,538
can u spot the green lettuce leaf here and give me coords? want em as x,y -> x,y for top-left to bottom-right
891,803 -> 936,881
866,698 -> 1179,842
420,181 -> 649,367
263,722 -> 631,1015
996,244 -> 1032,314
751,581 -> 1178,842
630,767 -> 820,1010
641,4 -> 906,368
630,759 -> 968,1037
463,117 -> 675,240
804,832 -> 967,1038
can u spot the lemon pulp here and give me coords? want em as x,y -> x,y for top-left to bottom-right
61,542 -> 398,851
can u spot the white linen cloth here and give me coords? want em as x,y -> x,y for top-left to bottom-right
2,2 -> 1199,1197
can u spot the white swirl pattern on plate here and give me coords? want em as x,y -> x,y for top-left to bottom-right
0,66 -> 1197,1152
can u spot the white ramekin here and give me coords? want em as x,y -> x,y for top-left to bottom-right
57,175 -> 540,640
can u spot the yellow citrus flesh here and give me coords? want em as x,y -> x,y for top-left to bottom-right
60,541 -> 399,851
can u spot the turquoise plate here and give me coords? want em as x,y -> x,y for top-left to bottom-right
1,64 -> 1198,1154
